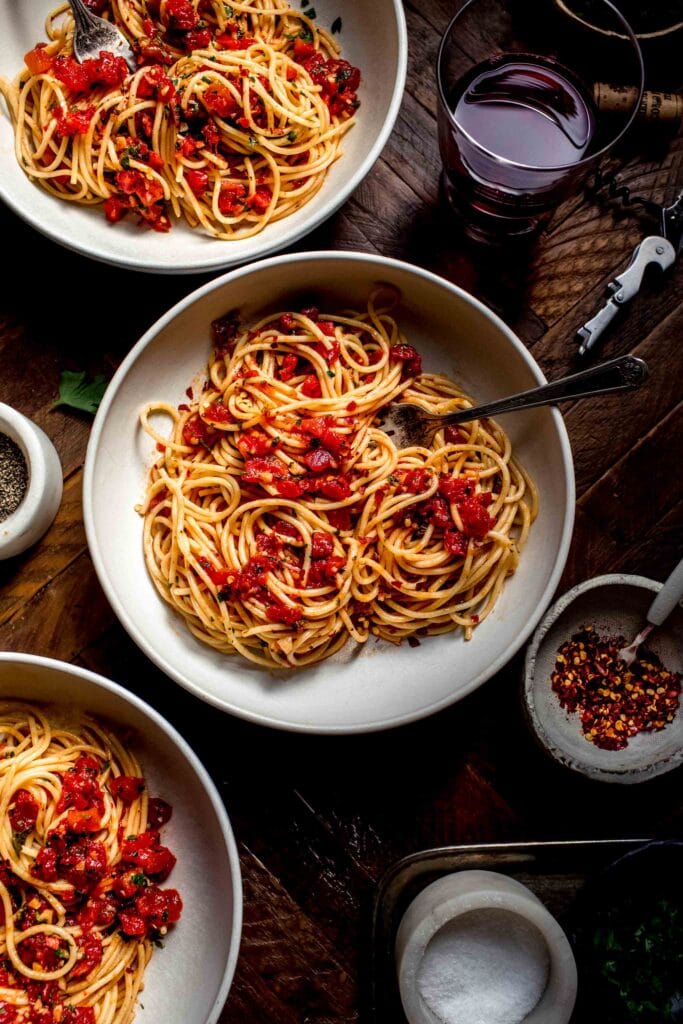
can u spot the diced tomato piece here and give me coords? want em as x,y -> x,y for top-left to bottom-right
301,375 -> 322,398
53,105 -> 96,137
91,50 -> 128,86
237,430 -> 277,456
181,136 -> 199,158
197,557 -> 236,588
32,846 -> 58,882
444,425 -> 466,444
247,185 -> 272,213
265,601 -> 303,625
279,313 -> 297,333
293,37 -> 316,60
204,400 -> 233,424
185,168 -> 209,195
401,468 -> 432,494
202,120 -> 220,148
148,797 -> 173,828
203,83 -> 238,118
63,1007 -> 96,1024
182,413 -> 218,447
121,832 -> 176,880
65,806 -> 102,834
77,893 -> 117,929
103,195 -> 128,223
24,43 -> 53,75
110,776 -> 145,805
184,27 -> 211,49
274,520 -> 299,539
389,344 -> 422,378
58,839 -> 108,890
0,1003 -> 18,1023
9,789 -> 39,834
423,495 -> 451,531
300,306 -> 319,321
52,54 -> 92,92
326,507 -> 351,531
302,448 -> 337,473
458,496 -> 495,539
135,885 -> 183,929
286,64 -> 298,81
278,353 -> 299,381
57,756 -> 104,814
118,911 -> 147,937
70,930 -> 103,979
274,478 -> 307,499
148,151 -> 165,170
211,310 -> 239,351
218,181 -> 247,215
444,530 -> 468,557
319,476 -> 351,500
242,456 -> 287,484
438,475 -> 473,503
163,0 -> 198,29
311,532 -> 334,559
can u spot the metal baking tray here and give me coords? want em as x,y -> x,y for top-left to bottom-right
371,838 -> 649,1024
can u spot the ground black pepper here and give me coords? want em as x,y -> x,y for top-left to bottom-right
0,432 -> 28,522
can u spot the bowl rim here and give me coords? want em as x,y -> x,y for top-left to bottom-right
83,249 -> 576,733
523,572 -> 683,782
0,0 -> 408,275
0,650 -> 243,1022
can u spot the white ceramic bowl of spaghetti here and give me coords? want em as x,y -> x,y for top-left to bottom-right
0,652 -> 242,1023
0,0 -> 406,274
83,251 -> 575,733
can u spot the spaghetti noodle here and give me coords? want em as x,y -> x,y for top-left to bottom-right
0,0 -> 360,237
0,703 -> 182,1024
139,290 -> 538,670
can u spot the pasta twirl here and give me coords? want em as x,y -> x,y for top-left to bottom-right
138,290 -> 538,669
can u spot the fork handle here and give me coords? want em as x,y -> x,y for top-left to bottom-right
442,355 -> 649,425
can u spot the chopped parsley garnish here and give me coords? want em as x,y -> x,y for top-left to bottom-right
331,16 -> 342,33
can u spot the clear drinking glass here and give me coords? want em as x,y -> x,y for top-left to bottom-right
437,0 -> 644,243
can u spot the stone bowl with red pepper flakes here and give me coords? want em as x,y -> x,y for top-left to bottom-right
524,574 -> 683,784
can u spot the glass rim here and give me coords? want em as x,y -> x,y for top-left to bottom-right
435,0 -> 645,174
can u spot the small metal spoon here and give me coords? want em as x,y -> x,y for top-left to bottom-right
66,0 -> 136,71
618,557 -> 683,666
379,354 -> 648,449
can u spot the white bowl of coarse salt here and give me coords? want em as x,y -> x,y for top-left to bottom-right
395,870 -> 577,1024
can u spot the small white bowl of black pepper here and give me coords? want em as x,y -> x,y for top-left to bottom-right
0,403 -> 63,559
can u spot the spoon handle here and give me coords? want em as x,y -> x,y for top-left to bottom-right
648,557 -> 683,626
444,355 -> 648,425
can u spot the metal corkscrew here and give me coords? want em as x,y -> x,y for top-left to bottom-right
576,186 -> 683,358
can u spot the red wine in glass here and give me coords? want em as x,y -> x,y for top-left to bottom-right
440,54 -> 597,241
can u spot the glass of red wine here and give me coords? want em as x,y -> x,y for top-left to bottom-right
437,0 -> 644,243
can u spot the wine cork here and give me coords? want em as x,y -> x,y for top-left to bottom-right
594,83 -> 683,125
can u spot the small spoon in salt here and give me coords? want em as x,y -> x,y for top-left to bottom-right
618,558 -> 683,666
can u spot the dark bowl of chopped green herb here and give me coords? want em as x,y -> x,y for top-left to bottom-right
0,403 -> 63,559
569,840 -> 683,1023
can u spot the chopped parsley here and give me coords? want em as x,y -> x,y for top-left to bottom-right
331,16 -> 342,33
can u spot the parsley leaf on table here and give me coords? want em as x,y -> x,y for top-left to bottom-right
53,370 -> 108,415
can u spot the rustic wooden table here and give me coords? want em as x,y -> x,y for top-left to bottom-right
1,2 -> 682,1020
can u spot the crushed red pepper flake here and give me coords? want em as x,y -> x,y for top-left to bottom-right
551,625 -> 681,751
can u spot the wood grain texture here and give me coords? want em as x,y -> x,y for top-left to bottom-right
0,0 -> 682,1020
